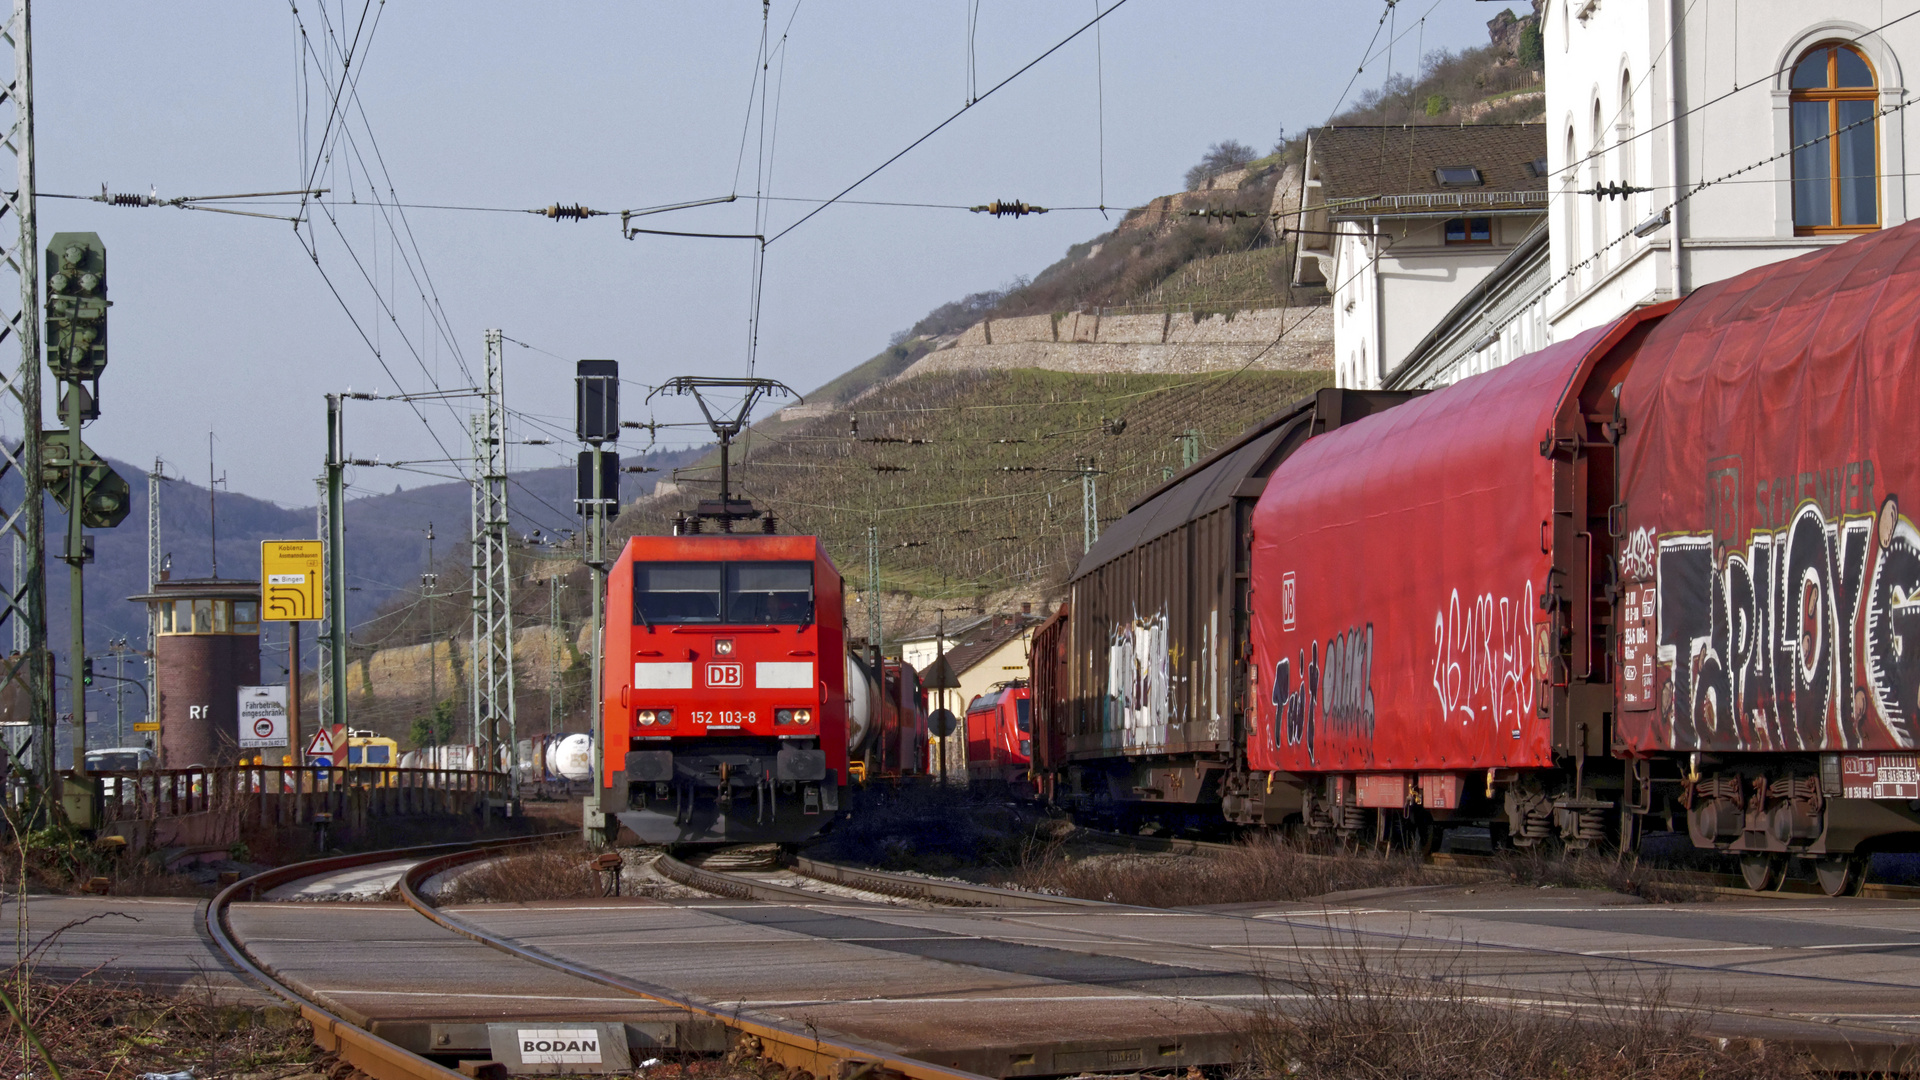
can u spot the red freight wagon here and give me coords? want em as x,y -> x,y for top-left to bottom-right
598,533 -> 848,844
1611,222 -> 1920,890
1249,309 -> 1669,845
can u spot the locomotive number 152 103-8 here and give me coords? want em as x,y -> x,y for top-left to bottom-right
691,710 -> 758,725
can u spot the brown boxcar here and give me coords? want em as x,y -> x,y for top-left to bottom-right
1032,388 -> 1414,830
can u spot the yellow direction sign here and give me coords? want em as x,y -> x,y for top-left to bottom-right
261,540 -> 323,621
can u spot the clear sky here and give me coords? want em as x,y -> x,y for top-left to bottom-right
32,1 -> 1502,505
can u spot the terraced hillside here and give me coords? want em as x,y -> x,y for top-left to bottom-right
616,365 -> 1328,607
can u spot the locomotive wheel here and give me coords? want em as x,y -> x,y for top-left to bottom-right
1739,853 -> 1784,892
1814,854 -> 1869,897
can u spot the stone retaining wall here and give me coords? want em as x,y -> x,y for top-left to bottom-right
902,304 -> 1331,377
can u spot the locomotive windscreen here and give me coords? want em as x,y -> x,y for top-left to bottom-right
634,561 -> 813,625
634,563 -> 723,623
726,562 -> 814,623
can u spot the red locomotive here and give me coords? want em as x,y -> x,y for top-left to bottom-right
1032,219 -> 1920,894
600,533 -> 848,844
964,683 -> 1032,797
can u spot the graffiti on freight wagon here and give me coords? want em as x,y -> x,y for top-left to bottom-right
1272,622 -> 1375,764
1105,612 -> 1171,749
1430,583 -> 1537,738
1652,496 -> 1920,750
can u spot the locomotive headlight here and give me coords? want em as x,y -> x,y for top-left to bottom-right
795,709 -> 812,723
775,709 -> 794,724
636,710 -> 656,725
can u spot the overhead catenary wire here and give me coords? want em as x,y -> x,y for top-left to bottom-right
767,0 -> 1135,246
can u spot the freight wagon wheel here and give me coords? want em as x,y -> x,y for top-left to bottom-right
1615,806 -> 1642,861
1738,853 -> 1784,892
1813,854 -> 1869,897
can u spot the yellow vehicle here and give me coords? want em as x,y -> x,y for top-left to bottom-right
345,729 -> 400,785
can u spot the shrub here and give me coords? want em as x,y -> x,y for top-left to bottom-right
1184,139 -> 1258,191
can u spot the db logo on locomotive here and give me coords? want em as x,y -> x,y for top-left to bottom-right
705,662 -> 743,689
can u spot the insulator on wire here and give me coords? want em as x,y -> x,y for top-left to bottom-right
1184,207 -> 1259,219
1577,181 -> 1651,201
94,184 -> 160,207
861,436 -> 933,445
970,200 -> 1047,218
870,464 -> 910,473
539,203 -> 602,221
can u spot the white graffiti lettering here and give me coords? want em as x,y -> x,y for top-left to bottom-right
1621,526 -> 1658,580
1431,582 -> 1536,737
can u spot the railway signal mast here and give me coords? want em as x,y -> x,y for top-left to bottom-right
44,232 -> 130,785
575,358 -> 618,842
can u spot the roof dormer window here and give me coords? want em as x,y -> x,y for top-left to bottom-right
1524,157 -> 1549,178
1433,166 -> 1483,187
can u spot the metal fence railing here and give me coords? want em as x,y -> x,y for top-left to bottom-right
93,765 -> 511,831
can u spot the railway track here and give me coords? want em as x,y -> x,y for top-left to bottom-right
395,846 -> 996,1080
208,835 -> 560,1080
1077,826 -> 1920,900
630,841 -> 1920,1072
99,829 -> 1920,1080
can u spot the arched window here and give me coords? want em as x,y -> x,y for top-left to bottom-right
1589,100 -> 1605,275
1791,42 -> 1879,233
1618,71 -> 1636,241
1562,124 -> 1579,298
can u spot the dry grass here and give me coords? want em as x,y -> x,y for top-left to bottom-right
1496,845 -> 1715,904
0,972 -> 318,1080
1241,942 -> 1815,1080
1006,832 -> 1443,906
432,841 -> 606,905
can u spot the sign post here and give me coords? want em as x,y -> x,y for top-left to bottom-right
262,540 -> 323,764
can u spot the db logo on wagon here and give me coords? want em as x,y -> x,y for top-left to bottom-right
706,662 -> 743,688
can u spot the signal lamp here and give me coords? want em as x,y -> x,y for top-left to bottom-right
636,710 -> 656,725
796,708 -> 811,723
657,709 -> 673,724
775,709 -> 793,725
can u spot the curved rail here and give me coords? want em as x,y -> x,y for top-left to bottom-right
207,833 -> 560,1080
398,848 -> 996,1080
785,855 -> 1108,908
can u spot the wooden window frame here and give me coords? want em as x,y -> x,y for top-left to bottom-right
1792,42 -> 1880,236
1443,216 -> 1494,245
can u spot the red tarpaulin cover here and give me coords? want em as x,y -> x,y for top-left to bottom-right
1248,316 -> 1655,775
1616,222 -> 1920,755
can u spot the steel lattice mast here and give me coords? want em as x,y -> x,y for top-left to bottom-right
0,0 -> 49,790
469,329 -> 514,772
